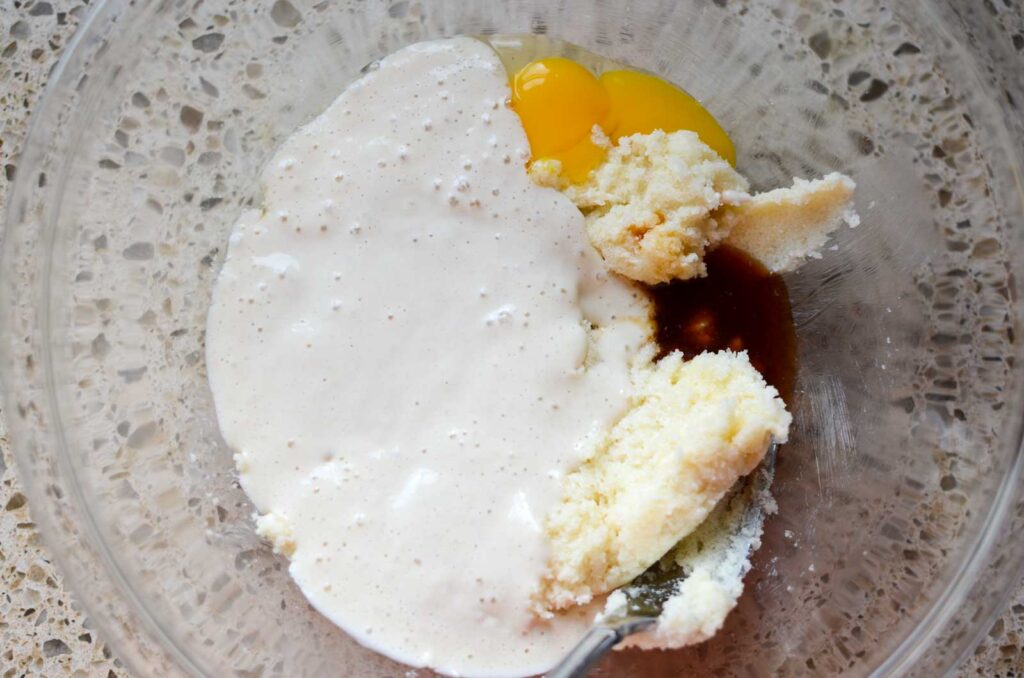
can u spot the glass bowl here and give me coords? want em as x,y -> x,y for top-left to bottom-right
3,0 -> 1024,675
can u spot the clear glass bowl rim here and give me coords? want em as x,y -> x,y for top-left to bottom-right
3,0 -> 1024,676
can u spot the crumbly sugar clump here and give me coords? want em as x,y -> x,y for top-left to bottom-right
548,129 -> 857,283
537,350 -> 790,611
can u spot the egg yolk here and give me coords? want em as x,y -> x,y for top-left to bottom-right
511,58 -> 735,183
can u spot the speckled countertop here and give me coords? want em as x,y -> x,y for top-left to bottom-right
0,1 -> 1022,676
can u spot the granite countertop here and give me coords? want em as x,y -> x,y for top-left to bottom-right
0,1 -> 1022,676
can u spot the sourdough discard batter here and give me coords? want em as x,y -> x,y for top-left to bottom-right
206,37 -> 652,676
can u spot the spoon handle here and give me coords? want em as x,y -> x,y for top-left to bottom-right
546,618 -> 656,678
545,626 -> 621,678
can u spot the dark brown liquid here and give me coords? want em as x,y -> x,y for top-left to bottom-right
649,245 -> 797,402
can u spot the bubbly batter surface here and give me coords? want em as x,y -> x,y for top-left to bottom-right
206,37 -> 652,677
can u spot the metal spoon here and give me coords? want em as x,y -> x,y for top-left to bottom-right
546,442 -> 778,678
